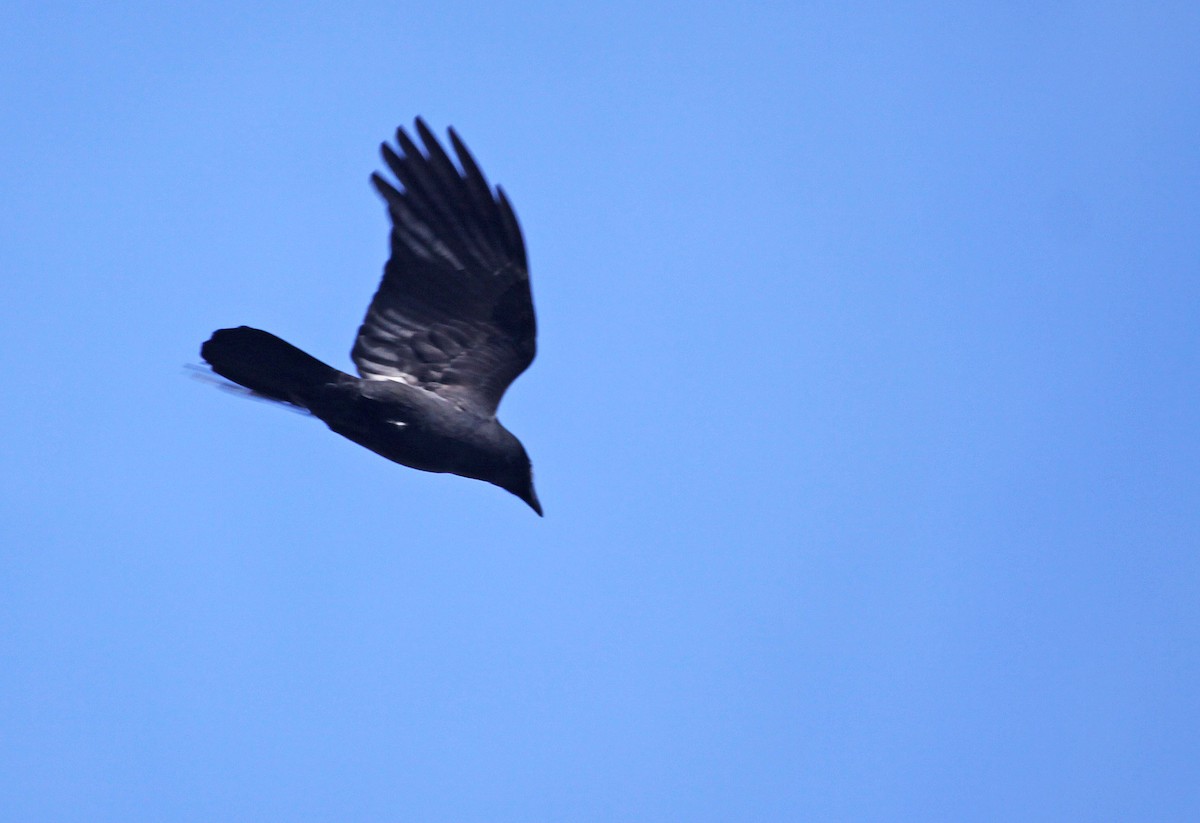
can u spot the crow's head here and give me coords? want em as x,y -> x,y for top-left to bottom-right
491,441 -> 542,516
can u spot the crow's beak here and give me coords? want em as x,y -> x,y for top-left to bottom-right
524,486 -> 543,517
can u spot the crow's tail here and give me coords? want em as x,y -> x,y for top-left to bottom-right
201,326 -> 344,407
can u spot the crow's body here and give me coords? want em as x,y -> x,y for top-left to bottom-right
201,120 -> 542,515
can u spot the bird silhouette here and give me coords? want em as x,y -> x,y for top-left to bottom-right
201,119 -> 542,515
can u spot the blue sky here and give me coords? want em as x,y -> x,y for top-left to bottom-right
2,1 -> 1198,820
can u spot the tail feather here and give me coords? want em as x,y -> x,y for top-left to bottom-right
201,326 -> 343,407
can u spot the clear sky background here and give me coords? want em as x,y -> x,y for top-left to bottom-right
2,2 -> 1198,820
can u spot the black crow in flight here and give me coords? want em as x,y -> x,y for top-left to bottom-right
201,119 -> 542,515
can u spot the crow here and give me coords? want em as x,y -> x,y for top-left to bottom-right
201,119 -> 542,515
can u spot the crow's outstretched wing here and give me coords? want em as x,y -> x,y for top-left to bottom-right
353,119 -> 535,416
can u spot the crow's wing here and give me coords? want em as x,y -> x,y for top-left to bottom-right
353,119 -> 535,416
